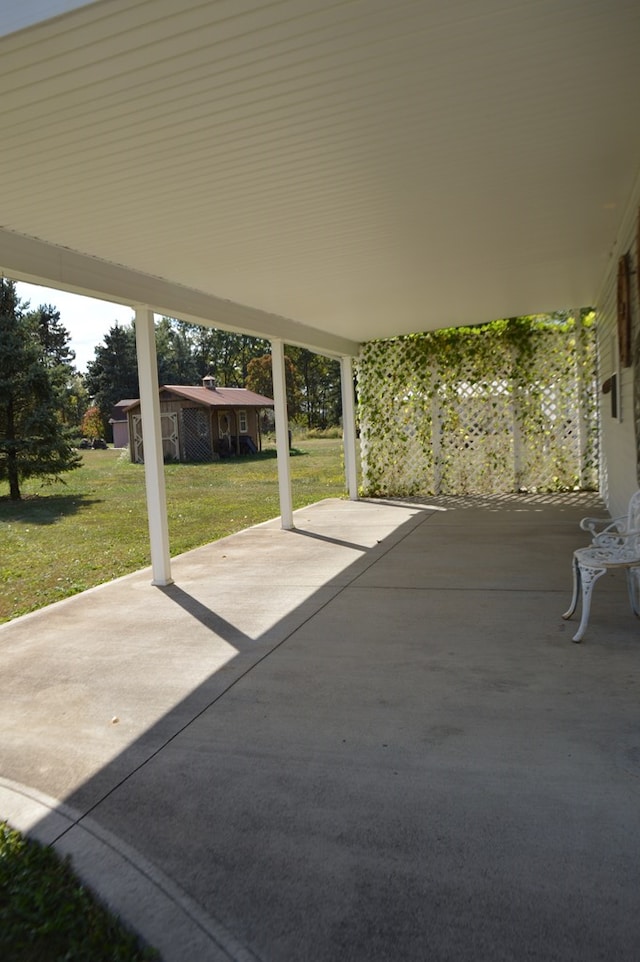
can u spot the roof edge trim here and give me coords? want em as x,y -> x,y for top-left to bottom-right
0,228 -> 360,357
0,0 -> 101,40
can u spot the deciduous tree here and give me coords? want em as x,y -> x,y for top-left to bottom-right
286,347 -> 341,429
81,406 -> 104,440
245,353 -> 302,420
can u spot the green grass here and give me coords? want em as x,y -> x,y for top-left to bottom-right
0,438 -> 345,623
0,821 -> 158,962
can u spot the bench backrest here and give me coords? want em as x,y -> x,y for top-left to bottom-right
627,491 -> 640,551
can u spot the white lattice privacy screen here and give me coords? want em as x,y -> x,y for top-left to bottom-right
357,317 -> 599,497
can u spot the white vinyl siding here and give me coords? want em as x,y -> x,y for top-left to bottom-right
597,172 -> 640,517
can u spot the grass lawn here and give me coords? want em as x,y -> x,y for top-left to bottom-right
0,821 -> 158,962
0,437 -> 346,624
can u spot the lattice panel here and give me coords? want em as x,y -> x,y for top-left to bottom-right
181,408 -> 212,461
438,381 -> 515,495
357,318 -> 599,497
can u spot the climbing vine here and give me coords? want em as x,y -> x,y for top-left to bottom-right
357,314 -> 598,497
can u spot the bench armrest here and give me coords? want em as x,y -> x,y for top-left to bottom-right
580,514 -> 626,538
593,526 -> 640,551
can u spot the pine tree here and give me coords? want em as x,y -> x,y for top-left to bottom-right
85,322 -> 138,437
25,302 -> 87,429
0,280 -> 82,501
29,303 -> 76,369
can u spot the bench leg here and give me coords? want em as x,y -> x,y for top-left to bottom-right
562,555 -> 580,620
626,568 -> 640,618
572,564 -> 606,643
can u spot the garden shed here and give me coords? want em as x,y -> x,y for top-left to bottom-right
125,378 -> 274,463
109,399 -> 137,449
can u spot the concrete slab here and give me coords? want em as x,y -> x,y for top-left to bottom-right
2,493 -> 640,961
0,778 -> 248,962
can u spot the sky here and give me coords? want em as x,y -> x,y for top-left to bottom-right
16,282 -> 135,373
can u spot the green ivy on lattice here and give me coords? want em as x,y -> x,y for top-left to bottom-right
357,314 -> 598,497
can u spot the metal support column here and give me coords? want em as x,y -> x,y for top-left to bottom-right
135,306 -> 173,585
271,338 -> 294,529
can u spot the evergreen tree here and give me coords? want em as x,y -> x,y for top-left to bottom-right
0,280 -> 82,501
25,303 -> 86,429
28,303 -> 76,369
85,322 -> 138,436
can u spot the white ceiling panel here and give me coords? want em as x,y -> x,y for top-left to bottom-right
1,0 -> 639,351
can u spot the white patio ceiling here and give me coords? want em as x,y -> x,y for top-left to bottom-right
1,0 -> 639,356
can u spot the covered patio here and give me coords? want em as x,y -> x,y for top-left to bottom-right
2,0 -> 640,535
2,494 -> 640,961
2,3 -> 640,958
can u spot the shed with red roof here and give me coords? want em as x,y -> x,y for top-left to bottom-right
124,377 -> 274,463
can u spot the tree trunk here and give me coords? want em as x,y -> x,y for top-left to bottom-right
6,398 -> 21,500
8,451 -> 20,500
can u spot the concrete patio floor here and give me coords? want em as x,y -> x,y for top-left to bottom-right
2,493 -> 640,961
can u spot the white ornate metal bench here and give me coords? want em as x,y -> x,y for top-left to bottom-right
562,490 -> 640,642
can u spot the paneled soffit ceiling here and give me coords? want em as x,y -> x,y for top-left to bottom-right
1,0 -> 640,354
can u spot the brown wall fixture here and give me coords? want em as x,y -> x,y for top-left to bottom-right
617,252 -> 632,367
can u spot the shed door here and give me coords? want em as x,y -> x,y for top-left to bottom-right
131,412 -> 179,463
132,415 -> 144,463
161,413 -> 180,461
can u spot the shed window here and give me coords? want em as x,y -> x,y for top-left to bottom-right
238,410 -> 248,433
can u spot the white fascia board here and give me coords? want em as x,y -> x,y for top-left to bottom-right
0,228 -> 360,358
1,1 -> 101,38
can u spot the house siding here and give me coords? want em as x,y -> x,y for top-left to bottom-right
597,171 -> 640,517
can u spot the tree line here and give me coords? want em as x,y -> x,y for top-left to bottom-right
0,279 -> 342,499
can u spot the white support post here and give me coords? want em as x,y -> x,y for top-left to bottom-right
430,368 -> 442,496
574,309 -> 590,488
340,355 -> 359,500
271,338 -> 294,529
135,306 -> 173,585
